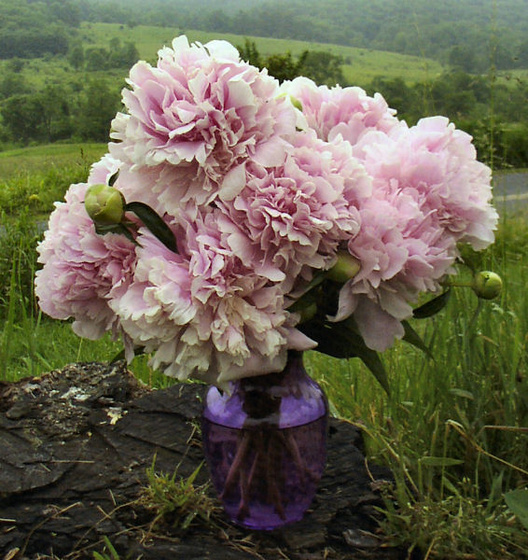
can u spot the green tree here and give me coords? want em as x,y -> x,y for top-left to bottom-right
264,51 -> 307,83
370,77 -> 417,120
77,80 -> 120,142
516,39 -> 528,68
235,41 -> 307,83
1,94 -> 46,144
121,41 -> 140,67
0,71 -> 27,100
448,45 -> 477,73
108,40 -> 140,68
501,124 -> 528,167
301,51 -> 345,86
237,39 -> 262,67
68,45 -> 85,71
49,0 -> 81,27
38,84 -> 73,142
85,48 -> 110,71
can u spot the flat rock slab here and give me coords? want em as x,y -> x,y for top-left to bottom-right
0,362 -> 402,559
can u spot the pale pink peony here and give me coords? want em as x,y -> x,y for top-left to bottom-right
35,182 -> 137,340
109,209 -> 309,384
88,153 -> 121,186
281,77 -> 400,145
333,117 -> 498,350
110,36 -> 297,206
352,117 -> 498,252
218,130 -> 371,293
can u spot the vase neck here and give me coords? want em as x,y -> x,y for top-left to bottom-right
239,350 -> 305,390
203,350 -> 327,429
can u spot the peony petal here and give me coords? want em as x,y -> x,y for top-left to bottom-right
219,164 -> 247,201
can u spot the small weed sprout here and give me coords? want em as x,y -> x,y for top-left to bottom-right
140,456 -> 218,532
93,536 -> 120,560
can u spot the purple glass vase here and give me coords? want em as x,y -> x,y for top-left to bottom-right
202,351 -> 328,530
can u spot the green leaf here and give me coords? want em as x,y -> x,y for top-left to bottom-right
419,456 -> 464,467
357,347 -> 390,395
185,461 -> 205,487
449,388 -> 475,400
288,289 -> 318,314
504,489 -> 528,529
402,320 -> 433,358
95,222 -> 136,244
299,319 -> 390,395
413,289 -> 451,319
125,201 -> 178,253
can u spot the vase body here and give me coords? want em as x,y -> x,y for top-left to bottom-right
202,351 -> 328,530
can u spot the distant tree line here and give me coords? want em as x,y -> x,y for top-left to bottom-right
69,39 -> 140,72
2,1 -> 528,167
4,39 -> 527,169
0,0 -> 79,59
367,72 -> 528,169
73,0 -> 528,74
4,0 -> 528,74
0,27 -> 71,59
240,41 -> 528,169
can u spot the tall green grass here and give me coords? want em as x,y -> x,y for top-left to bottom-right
0,143 -> 107,222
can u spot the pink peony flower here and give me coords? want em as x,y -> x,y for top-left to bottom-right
35,182 -> 137,340
88,153 -> 121,185
281,77 -> 400,145
109,209 -> 308,384
35,35 -> 499,382
110,36 -> 297,207
333,117 -> 498,350
218,130 -> 371,293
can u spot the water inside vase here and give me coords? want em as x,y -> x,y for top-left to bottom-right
202,414 -> 327,530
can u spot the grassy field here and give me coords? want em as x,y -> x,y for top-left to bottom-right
0,143 -> 107,179
0,143 -> 108,225
1,143 -> 527,558
14,22 -> 445,91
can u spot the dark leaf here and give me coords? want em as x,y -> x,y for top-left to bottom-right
108,170 -> 119,187
95,222 -> 136,244
402,320 -> 433,359
125,201 -> 178,253
504,489 -> 528,529
413,289 -> 451,319
110,346 -> 145,363
300,319 -> 390,394
357,348 -> 390,395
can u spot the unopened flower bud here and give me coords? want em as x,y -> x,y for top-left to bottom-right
327,252 -> 361,284
85,184 -> 125,226
472,271 -> 502,300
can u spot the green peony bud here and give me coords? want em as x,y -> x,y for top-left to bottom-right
85,184 -> 125,226
472,271 -> 503,300
326,252 -> 361,284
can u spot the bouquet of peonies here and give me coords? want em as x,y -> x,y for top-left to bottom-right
35,36 -> 499,388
